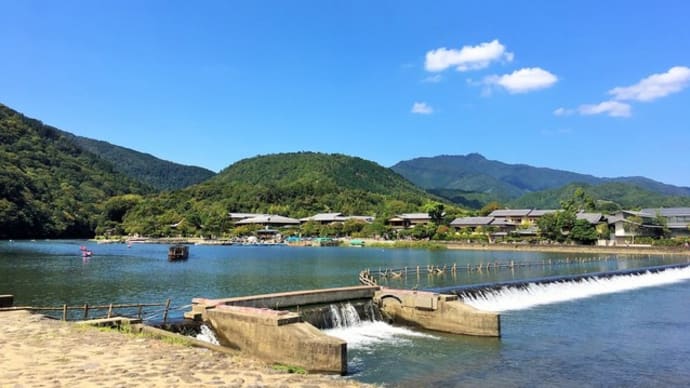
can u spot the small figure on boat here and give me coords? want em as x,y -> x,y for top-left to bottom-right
80,246 -> 93,257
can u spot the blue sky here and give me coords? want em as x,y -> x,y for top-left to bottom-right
2,1 -> 689,186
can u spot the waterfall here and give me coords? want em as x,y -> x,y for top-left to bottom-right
195,324 -> 220,345
328,303 -> 363,328
323,302 -> 437,350
459,265 -> 690,313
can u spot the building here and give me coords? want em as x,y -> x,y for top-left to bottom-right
234,214 -> 301,228
299,213 -> 374,225
387,213 -> 433,229
488,209 -> 532,225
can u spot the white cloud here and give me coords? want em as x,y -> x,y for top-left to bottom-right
425,39 -> 513,72
411,102 -> 433,114
484,67 -> 558,93
608,66 -> 690,102
422,74 -> 442,83
578,100 -> 631,117
553,107 -> 574,116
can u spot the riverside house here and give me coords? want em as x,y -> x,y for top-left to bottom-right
299,213 -> 375,225
387,213 -> 433,229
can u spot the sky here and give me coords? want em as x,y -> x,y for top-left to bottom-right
2,1 -> 690,186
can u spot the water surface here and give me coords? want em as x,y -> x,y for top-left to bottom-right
1,240 -> 688,386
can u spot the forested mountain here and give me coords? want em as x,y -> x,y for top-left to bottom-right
59,132 -> 215,191
392,153 -> 690,208
0,104 -> 152,238
509,182 -> 690,210
120,152 -> 455,237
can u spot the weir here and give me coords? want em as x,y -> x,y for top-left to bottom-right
185,263 -> 690,375
436,263 -> 690,313
189,285 -> 500,374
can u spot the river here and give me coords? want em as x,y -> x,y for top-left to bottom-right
1,240 -> 689,386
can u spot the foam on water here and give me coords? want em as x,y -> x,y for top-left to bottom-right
463,266 -> 690,313
195,324 -> 220,345
324,320 -> 437,350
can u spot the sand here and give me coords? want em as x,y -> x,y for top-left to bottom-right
0,310 -> 371,388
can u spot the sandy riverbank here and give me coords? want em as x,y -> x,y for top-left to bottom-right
0,310 -> 370,388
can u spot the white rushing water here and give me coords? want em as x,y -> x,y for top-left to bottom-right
463,266 -> 690,313
323,303 -> 436,350
195,324 -> 220,345
325,321 -> 437,350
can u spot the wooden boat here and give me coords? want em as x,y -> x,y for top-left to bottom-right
168,245 -> 189,261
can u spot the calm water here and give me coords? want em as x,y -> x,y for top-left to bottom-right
1,240 -> 689,387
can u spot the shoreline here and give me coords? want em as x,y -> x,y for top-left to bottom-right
444,242 -> 690,256
88,237 -> 690,256
0,310 -> 370,387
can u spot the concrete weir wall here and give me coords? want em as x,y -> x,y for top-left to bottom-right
374,288 -> 501,337
205,305 -> 346,374
191,285 -> 500,374
191,286 -> 379,375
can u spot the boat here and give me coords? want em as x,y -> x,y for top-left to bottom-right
168,245 -> 189,261
80,245 -> 93,257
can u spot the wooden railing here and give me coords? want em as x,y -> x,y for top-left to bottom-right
1,299 -> 175,323
358,254 -> 662,284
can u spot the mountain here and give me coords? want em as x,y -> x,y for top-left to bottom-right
120,152 -> 450,237
392,153 -> 690,207
509,182 -> 690,210
0,104 -> 152,238
59,132 -> 215,191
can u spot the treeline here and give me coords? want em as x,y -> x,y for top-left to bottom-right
60,132 -> 216,191
112,152 -> 465,238
510,182 -> 690,210
0,104 -> 152,238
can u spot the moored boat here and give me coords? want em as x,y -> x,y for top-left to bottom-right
168,245 -> 189,261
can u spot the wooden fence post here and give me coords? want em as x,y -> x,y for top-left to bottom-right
83,304 -> 89,320
62,304 -> 67,321
107,303 -> 113,318
162,298 -> 171,324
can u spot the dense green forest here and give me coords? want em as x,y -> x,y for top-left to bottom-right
118,152 -> 463,238
60,131 -> 216,191
0,104 -> 152,238
393,153 -> 690,208
509,182 -> 690,210
3,102 -> 688,240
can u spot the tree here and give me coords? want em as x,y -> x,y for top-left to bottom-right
479,201 -> 501,216
425,202 -> 445,225
624,215 -> 643,244
560,187 -> 595,213
537,211 -> 576,242
651,212 -> 671,239
570,219 -> 598,244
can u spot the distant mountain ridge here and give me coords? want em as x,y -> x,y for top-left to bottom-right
59,132 -> 216,191
392,153 -> 690,207
119,152 -> 447,237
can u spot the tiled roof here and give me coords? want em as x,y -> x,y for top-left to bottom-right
399,213 -> 432,220
450,217 -> 494,226
528,209 -> 558,217
641,207 -> 690,217
235,215 -> 301,225
576,212 -> 604,224
228,212 -> 267,219
300,213 -> 345,222
489,209 -> 531,217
